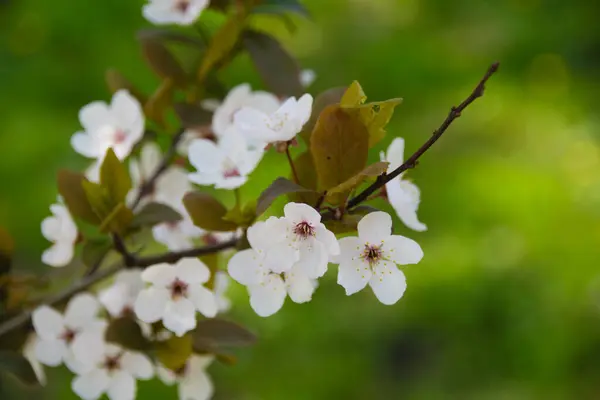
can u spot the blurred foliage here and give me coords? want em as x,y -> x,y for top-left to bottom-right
2,0 -> 600,399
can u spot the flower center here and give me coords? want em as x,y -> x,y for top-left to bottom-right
175,0 -> 190,13
361,244 -> 383,266
113,129 -> 127,144
170,278 -> 188,299
293,221 -> 315,239
103,355 -> 122,372
266,113 -> 288,132
60,328 -> 78,344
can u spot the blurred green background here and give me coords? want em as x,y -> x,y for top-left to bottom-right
3,0 -> 600,398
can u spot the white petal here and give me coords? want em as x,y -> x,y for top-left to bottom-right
188,354 -> 214,371
179,370 -> 213,400
106,371 -> 136,400
330,236 -> 362,265
64,350 -> 93,375
163,298 -> 197,336
156,365 -> 177,385
152,224 -> 195,252
42,242 -> 74,267
283,202 -> 321,225
294,93 -> 313,126
264,242 -> 299,274
34,338 -> 67,367
233,108 -> 272,140
300,69 -> 316,87
134,287 -> 170,324
99,283 -> 131,318
71,132 -> 102,158
357,211 -> 392,245
140,142 -> 162,179
63,293 -> 100,329
337,260 -> 372,296
79,101 -> 112,132
72,369 -> 111,400
141,264 -> 176,286
41,215 -> 61,241
214,176 -> 248,190
71,331 -> 106,369
385,137 -> 405,171
227,249 -> 266,286
315,225 -> 340,256
32,306 -> 65,339
388,179 -> 427,232
188,286 -> 218,318
188,139 -> 222,173
23,335 -> 46,385
384,235 -> 423,265
248,275 -> 287,317
174,258 -> 210,284
285,265 -> 315,303
111,90 -> 144,132
369,263 -> 407,305
295,240 -> 328,279
121,352 -> 154,380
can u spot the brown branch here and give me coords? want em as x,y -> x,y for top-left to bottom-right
285,143 -> 300,184
347,62 -> 500,209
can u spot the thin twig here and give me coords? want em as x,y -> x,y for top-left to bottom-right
130,128 -> 186,210
285,143 -> 300,184
346,62 -> 500,209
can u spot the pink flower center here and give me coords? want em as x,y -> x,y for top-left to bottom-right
170,278 -> 188,299
60,328 -> 78,344
293,221 -> 315,239
223,168 -> 241,178
103,355 -> 122,372
175,0 -> 190,13
113,129 -> 127,144
361,244 -> 383,266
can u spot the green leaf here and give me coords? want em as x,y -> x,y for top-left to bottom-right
208,0 -> 231,11
105,69 -> 146,104
325,161 -> 389,205
81,180 -> 113,220
81,238 -> 112,269
105,317 -> 151,352
0,227 -> 14,275
222,201 -> 256,227
310,105 -> 370,191
156,334 -> 193,371
173,103 -> 213,129
140,36 -> 188,88
340,81 -> 366,107
57,170 -> 100,225
183,192 -> 238,232
324,213 -> 362,234
192,319 -> 256,354
252,0 -> 309,17
100,148 -> 132,205
0,351 -> 38,386
288,152 -> 321,205
198,13 -> 245,83
300,86 -> 347,146
98,203 -> 134,235
243,30 -> 302,97
256,177 -> 316,215
131,202 -> 182,229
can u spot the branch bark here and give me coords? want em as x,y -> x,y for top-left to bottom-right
347,62 -> 500,209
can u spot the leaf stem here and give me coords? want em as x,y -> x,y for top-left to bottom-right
285,142 -> 300,184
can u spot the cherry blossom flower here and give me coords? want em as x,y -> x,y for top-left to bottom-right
71,341 -> 153,400
134,258 -> 218,336
332,212 -> 423,305
156,355 -> 214,400
71,90 -> 144,161
188,127 -> 263,189
214,271 -> 231,313
31,293 -> 107,372
233,93 -> 313,144
41,201 -> 78,267
98,270 -> 145,318
23,334 -> 46,386
152,212 -> 204,251
380,138 -> 427,232
300,69 -> 316,87
143,0 -> 208,26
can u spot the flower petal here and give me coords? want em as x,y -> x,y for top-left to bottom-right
384,235 -> 424,265
72,368 -> 111,400
179,370 -> 213,400
264,242 -> 298,274
385,137 -> 405,171
134,287 -> 170,324
388,180 -> 427,232
337,260 -> 371,296
188,139 -> 222,173
283,202 -> 321,225
315,225 -> 340,256
357,211 -> 392,245
370,263 -> 407,305
71,331 -> 106,370
42,242 -> 74,267
141,264 -> 176,287
293,93 -> 313,126
330,236 -> 361,265
107,371 -> 136,400
295,240 -> 328,279
227,249 -> 266,286
121,351 -> 154,380
156,365 -> 177,385
111,90 -> 144,134
32,306 -> 65,339
64,293 -> 100,329
163,298 -> 197,337
285,265 -> 315,303
34,338 -> 67,367
79,101 -> 112,132
249,275 -> 287,317
174,258 -> 210,284
188,286 -> 218,318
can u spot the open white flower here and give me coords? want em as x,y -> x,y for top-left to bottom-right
134,258 -> 218,336
157,355 -> 214,400
32,293 -> 107,372
234,93 -> 313,144
71,90 -> 144,161
41,202 -> 78,267
72,341 -> 153,400
99,270 -> 145,318
381,138 -> 427,232
214,271 -> 231,313
188,127 -> 263,189
152,212 -> 204,251
212,83 -> 280,139
143,0 -> 209,26
332,212 -> 423,305
23,334 -> 46,386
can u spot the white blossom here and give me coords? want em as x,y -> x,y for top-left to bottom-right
214,271 -> 231,313
134,258 -> 218,336
98,270 -> 145,318
31,293 -> 107,372
41,202 -> 78,267
332,212 -> 423,305
234,93 -> 313,144
300,69 -> 316,88
152,212 -> 204,251
381,138 -> 427,232
143,0 -> 208,26
23,334 -> 46,386
156,355 -> 214,400
71,340 -> 153,400
188,127 -> 263,189
71,90 -> 144,161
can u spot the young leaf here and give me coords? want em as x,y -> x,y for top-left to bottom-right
351,98 -> 403,147
105,69 -> 146,104
310,105 -> 369,191
340,81 -> 366,107
256,177 -> 316,215
325,161 -> 389,205
156,334 -> 193,371
131,202 -> 182,229
183,192 -> 238,231
140,36 -> 188,88
98,203 -> 134,235
243,30 -> 302,97
287,151 -> 321,205
174,103 -> 213,129
100,148 -> 132,205
144,78 -> 175,128
0,351 -> 38,386
192,319 -> 256,354
81,181 -> 113,221
81,238 -> 112,269
57,170 -> 101,225
252,0 -> 310,17
223,201 -> 256,227
105,317 -> 151,352
300,86 -> 347,146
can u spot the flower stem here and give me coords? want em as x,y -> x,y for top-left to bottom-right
285,143 -> 300,184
